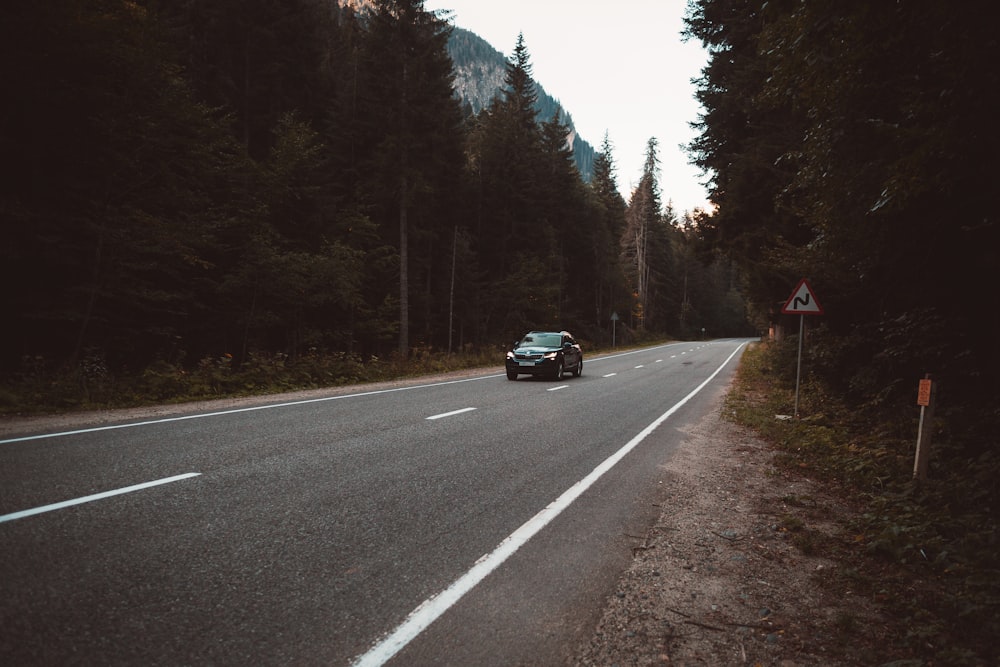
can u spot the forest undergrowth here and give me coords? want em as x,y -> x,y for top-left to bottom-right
0,346 -> 502,415
729,342 -> 998,665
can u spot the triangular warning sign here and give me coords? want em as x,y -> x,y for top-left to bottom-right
781,278 -> 824,315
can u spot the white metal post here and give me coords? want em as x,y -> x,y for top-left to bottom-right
793,314 -> 804,418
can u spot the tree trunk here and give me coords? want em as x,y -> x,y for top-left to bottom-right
399,175 -> 409,357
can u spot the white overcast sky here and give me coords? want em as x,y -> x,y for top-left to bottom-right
422,0 -> 712,214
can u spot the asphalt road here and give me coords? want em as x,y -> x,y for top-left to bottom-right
0,339 -> 748,666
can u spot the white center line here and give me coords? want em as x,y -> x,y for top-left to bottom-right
0,472 -> 202,523
426,407 -> 477,420
634,365 -> 644,369
602,373 -> 617,378
547,385 -> 569,392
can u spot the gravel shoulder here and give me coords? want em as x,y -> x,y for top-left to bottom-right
573,404 -> 888,666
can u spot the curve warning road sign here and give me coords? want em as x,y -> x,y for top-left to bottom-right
781,278 -> 824,315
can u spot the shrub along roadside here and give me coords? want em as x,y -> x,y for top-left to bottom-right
0,347 -> 503,415
728,341 -> 998,666
1,338 -> 676,416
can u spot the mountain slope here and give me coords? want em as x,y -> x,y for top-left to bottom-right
339,1 -> 594,181
446,27 -> 595,181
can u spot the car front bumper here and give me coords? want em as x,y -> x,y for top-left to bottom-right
505,357 -> 558,375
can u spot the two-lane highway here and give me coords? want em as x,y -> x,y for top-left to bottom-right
0,339 -> 748,666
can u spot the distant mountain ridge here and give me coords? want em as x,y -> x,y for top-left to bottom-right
446,27 -> 595,181
338,0 -> 595,181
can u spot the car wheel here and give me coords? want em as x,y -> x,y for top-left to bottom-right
573,359 -> 582,377
552,358 -> 564,380
506,369 -> 518,380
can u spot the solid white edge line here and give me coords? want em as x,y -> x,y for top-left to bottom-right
0,472 -> 202,523
426,407 -> 477,421
350,342 -> 747,667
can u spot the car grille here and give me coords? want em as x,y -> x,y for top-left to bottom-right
514,353 -> 542,361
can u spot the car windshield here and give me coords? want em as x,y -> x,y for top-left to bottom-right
521,333 -> 561,347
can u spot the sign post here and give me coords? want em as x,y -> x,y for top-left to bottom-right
781,278 -> 824,417
610,311 -> 620,348
913,374 -> 935,481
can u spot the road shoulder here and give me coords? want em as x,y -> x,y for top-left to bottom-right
573,404 -> 887,666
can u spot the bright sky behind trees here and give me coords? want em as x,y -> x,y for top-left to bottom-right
423,0 -> 711,214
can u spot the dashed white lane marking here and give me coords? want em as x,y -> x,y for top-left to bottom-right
547,385 -> 569,392
426,407 -> 477,420
0,473 -> 201,523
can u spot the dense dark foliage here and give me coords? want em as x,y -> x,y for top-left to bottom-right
686,1 -> 999,659
1,0 -> 740,399
732,343 -> 998,664
685,0 -> 999,417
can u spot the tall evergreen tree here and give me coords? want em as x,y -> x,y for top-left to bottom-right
684,0 -> 809,307
467,33 -> 555,336
686,0 -> 1000,414
622,139 -> 664,331
588,134 -> 630,332
158,0 -> 332,160
358,0 -> 464,357
1,0 -> 246,371
538,109 -> 585,324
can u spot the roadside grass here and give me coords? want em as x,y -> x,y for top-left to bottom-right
0,347 -> 501,415
726,341 -> 999,666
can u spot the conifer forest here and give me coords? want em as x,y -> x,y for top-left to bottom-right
2,0 -> 748,388
3,0 -> 998,437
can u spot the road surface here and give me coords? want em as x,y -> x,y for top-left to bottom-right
0,339 -> 748,666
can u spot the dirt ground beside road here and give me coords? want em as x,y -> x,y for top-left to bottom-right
573,405 -> 891,667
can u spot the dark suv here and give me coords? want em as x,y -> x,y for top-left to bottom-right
505,331 -> 583,380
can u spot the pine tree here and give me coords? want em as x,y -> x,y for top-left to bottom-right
589,134 -> 629,331
0,0 -> 247,371
359,0 -> 464,357
466,33 -> 555,336
622,139 -> 664,331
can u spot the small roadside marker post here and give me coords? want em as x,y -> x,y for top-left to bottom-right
781,278 -> 824,418
913,374 -> 936,482
611,311 -> 619,348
